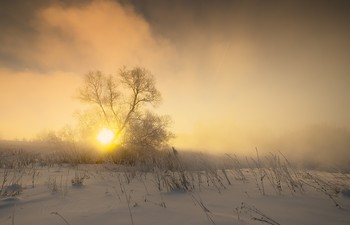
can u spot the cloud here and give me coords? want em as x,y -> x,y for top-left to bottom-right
1,0 -> 174,72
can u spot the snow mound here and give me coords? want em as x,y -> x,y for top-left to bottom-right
1,196 -> 21,202
341,188 -> 350,197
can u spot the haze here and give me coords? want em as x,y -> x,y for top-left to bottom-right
1,0 -> 350,166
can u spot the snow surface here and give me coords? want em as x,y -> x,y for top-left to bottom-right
1,165 -> 350,225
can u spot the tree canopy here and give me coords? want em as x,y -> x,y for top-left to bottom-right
77,67 -> 173,152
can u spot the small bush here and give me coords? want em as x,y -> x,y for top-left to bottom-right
1,183 -> 22,197
71,172 -> 88,186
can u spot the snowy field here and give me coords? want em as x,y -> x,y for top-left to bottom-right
1,159 -> 350,225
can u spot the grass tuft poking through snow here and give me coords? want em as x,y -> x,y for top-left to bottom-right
0,149 -> 350,225
51,212 -> 70,225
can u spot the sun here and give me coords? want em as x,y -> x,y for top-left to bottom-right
96,128 -> 115,145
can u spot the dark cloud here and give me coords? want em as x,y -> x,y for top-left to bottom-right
0,0 -> 40,68
126,0 -> 350,84
2,0 -> 350,70
127,0 -> 350,40
0,0 -> 94,70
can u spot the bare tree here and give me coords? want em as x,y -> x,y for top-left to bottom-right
118,67 -> 161,134
78,71 -> 120,127
125,111 -> 173,150
77,66 -> 171,150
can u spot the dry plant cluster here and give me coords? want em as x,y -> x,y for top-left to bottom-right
1,148 -> 350,225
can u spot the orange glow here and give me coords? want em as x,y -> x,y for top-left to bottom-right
96,128 -> 115,145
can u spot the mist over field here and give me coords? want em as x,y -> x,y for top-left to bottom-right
1,3 -> 350,225
1,0 -> 350,168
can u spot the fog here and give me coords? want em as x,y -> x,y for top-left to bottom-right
0,0 -> 350,167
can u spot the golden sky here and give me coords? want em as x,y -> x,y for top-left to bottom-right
1,0 -> 350,162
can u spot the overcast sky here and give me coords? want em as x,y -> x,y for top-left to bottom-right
1,0 -> 350,164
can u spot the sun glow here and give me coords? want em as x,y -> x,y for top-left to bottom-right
97,128 -> 115,145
